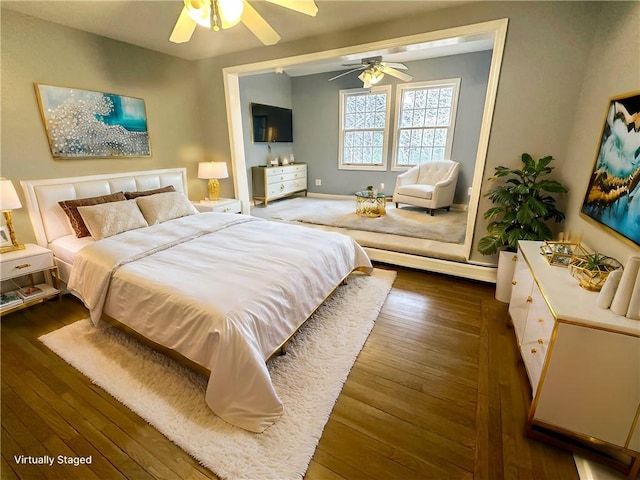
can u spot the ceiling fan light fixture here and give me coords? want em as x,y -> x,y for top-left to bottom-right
184,0 -> 212,27
358,66 -> 384,87
218,0 -> 244,29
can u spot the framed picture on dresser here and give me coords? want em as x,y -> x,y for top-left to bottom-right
580,91 -> 640,246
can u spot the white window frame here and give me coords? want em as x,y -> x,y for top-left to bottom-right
338,85 -> 392,171
391,78 -> 461,171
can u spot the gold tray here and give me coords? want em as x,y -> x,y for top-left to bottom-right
539,241 -> 587,267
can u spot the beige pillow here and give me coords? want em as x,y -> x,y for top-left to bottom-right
59,192 -> 127,238
135,191 -> 198,225
77,200 -> 148,240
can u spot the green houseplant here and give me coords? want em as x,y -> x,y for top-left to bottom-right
478,153 -> 568,256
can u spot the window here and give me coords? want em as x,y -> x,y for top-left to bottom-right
392,79 -> 460,170
339,86 -> 391,171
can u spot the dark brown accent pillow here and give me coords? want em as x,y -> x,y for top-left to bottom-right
124,185 -> 175,200
59,192 -> 127,238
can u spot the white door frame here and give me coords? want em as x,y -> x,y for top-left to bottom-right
223,18 -> 509,262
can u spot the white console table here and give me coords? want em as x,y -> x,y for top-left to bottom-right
509,241 -> 640,478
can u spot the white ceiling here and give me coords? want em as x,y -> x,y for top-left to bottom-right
2,0 -> 493,76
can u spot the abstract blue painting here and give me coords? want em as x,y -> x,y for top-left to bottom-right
35,84 -> 150,158
581,91 -> 640,246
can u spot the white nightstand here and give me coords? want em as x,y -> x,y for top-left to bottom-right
193,198 -> 242,214
0,244 -> 60,315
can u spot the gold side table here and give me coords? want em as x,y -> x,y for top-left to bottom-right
355,191 -> 386,217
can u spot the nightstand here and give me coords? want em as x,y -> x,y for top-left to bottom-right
193,198 -> 242,214
0,244 -> 60,315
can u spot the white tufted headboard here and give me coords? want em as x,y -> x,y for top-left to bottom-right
21,168 -> 188,249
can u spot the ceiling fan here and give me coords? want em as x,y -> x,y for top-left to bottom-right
328,56 -> 413,88
170,0 -> 318,46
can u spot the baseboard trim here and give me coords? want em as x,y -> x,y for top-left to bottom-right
365,247 -> 497,283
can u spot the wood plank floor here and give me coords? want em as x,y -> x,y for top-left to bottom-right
1,265 -> 580,479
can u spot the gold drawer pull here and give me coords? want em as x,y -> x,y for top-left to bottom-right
512,280 -> 517,285
526,296 -> 533,303
537,338 -> 544,345
531,348 -> 537,354
15,263 -> 31,269
512,255 -> 518,262
538,317 -> 545,323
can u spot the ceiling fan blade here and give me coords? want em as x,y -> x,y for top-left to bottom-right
265,0 -> 318,16
382,66 -> 413,82
382,62 -> 408,70
241,0 -> 281,45
169,6 -> 198,43
328,67 -> 365,81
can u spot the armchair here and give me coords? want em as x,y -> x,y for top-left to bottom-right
392,160 -> 460,215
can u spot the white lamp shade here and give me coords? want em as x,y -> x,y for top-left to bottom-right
0,178 -> 22,211
198,162 -> 229,179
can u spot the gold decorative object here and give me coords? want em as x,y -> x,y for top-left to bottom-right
568,253 -> 623,291
198,162 -> 229,201
355,191 -> 386,217
0,178 -> 25,254
539,241 -> 587,267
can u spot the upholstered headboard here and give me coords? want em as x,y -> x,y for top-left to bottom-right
21,168 -> 188,248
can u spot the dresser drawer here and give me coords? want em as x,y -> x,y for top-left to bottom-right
267,179 -> 306,197
266,171 -> 306,184
1,249 -> 54,280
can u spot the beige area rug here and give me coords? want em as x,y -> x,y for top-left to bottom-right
253,197 -> 467,244
39,269 -> 396,480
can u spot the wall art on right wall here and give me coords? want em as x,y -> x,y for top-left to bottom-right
581,90 -> 640,246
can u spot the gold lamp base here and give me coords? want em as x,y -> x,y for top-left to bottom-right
208,178 -> 221,201
0,210 -> 25,254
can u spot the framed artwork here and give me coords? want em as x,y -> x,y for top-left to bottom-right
0,227 -> 10,247
35,83 -> 151,159
581,91 -> 640,246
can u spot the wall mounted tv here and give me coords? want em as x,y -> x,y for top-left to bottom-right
250,103 -> 293,143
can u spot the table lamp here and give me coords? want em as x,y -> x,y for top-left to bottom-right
198,162 -> 229,201
0,178 -> 25,253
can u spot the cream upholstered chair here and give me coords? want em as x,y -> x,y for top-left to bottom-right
393,160 -> 460,215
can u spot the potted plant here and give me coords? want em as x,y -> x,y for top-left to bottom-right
478,153 -> 568,301
568,252 -> 622,291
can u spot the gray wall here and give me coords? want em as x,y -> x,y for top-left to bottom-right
560,1 -> 640,264
194,1 -> 608,264
1,9 -> 208,242
291,50 -> 492,204
3,2 -> 637,266
239,72 -> 293,194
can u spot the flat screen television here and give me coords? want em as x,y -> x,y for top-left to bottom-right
250,103 -> 293,143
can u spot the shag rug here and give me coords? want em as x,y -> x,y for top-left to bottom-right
39,269 -> 396,480
253,197 -> 467,244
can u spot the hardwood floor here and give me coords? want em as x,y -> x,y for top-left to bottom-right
1,266 -> 580,479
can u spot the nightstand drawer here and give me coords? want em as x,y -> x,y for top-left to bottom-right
1,248 -> 54,280
193,199 -> 242,214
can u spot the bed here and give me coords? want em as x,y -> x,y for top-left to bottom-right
21,168 -> 373,432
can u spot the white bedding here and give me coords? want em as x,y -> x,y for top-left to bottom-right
50,234 -> 95,266
68,212 -> 372,432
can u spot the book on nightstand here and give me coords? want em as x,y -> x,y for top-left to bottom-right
0,291 -> 23,311
17,285 -> 44,299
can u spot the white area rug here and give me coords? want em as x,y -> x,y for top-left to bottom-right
39,269 -> 396,480
253,197 -> 467,244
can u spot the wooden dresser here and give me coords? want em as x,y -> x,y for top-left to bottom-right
509,241 -> 640,478
252,164 -> 307,206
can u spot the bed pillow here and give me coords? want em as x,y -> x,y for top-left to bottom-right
77,200 -> 149,240
59,192 -> 127,238
136,191 -> 198,225
124,185 -> 175,200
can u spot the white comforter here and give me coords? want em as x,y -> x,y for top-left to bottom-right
68,213 -> 372,432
